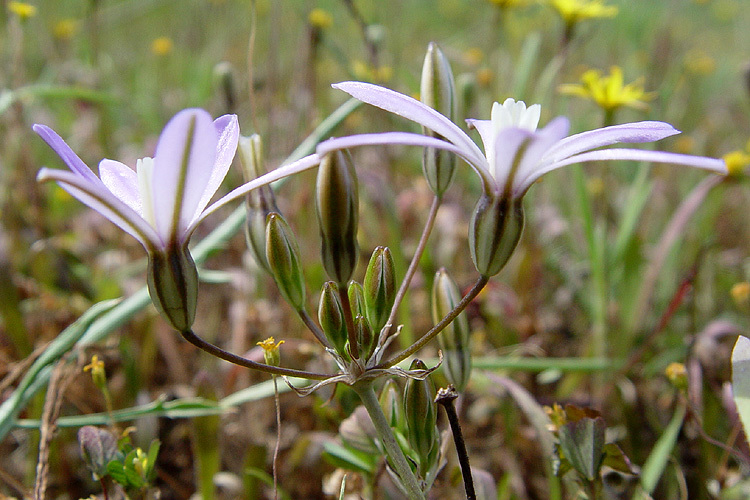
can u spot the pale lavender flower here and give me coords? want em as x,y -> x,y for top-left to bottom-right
317,81 -> 727,198
35,108 -> 321,329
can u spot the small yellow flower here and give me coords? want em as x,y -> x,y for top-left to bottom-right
151,37 -> 174,57
548,0 -> 617,25
351,60 -> 392,83
476,67 -> 493,88
558,66 -> 655,112
684,49 -> 716,76
309,8 -> 333,30
665,362 -> 688,391
8,1 -> 37,20
83,355 -> 107,390
723,150 -> 750,177
53,19 -> 79,41
731,282 -> 750,306
463,47 -> 484,67
257,337 -> 285,366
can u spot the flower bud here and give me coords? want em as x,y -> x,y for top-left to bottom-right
78,426 -> 120,479
403,359 -> 438,469
363,246 -> 396,334
379,378 -> 405,430
147,244 -> 198,331
266,213 -> 306,310
433,269 -> 472,391
469,193 -> 524,277
355,314 -> 375,361
318,281 -> 348,357
347,280 -> 366,318
239,135 -> 278,273
316,150 -> 359,284
421,42 -> 458,196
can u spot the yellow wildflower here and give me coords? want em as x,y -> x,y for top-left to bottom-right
476,67 -> 493,87
549,0 -> 617,25
731,282 -> 750,307
8,1 -> 37,20
463,47 -> 484,67
723,150 -> 750,177
665,362 -> 687,391
309,8 -> 333,30
351,60 -> 392,83
257,337 -> 285,366
83,354 -> 107,390
151,37 -> 174,57
53,19 -> 79,41
558,66 -> 655,112
684,49 -> 716,76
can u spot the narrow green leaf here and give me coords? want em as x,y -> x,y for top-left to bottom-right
639,403 -> 686,494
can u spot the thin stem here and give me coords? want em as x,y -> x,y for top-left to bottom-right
435,386 -> 475,500
376,275 -> 489,369
385,196 -> 441,339
352,381 -> 425,500
272,376 -> 281,500
180,329 -> 331,380
297,309 -> 332,349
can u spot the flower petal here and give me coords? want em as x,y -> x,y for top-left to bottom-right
152,108 -> 218,244
333,81 -> 487,169
197,153 -> 323,229
489,127 -> 533,189
37,167 -> 159,249
189,114 -> 240,229
543,121 -> 680,163
318,132 -> 495,191
99,159 -> 142,217
33,124 -> 101,184
521,148 -> 727,194
512,117 -> 571,194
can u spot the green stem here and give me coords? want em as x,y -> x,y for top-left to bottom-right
297,309 -> 331,349
180,329 -> 331,380
376,275 -> 489,369
352,381 -> 425,500
385,195 -> 441,339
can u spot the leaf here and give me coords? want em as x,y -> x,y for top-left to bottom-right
732,335 -> 750,447
557,417 -> 606,481
639,403 -> 685,494
323,441 -> 377,475
602,443 -> 637,475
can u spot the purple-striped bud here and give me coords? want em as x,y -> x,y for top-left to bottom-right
432,268 -> 472,391
318,281 -> 348,357
239,135 -> 278,273
363,246 -> 395,334
316,150 -> 359,284
403,359 -> 438,469
421,42 -> 457,196
266,213 -> 306,310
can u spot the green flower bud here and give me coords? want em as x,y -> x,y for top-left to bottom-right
469,193 -> 524,277
355,314 -> 374,361
318,281 -> 348,357
147,244 -> 198,332
432,269 -> 472,391
379,378 -> 405,430
348,280 -> 366,318
363,246 -> 396,334
456,72 -> 477,123
239,134 -> 278,273
403,359 -> 438,469
316,150 -> 359,284
266,213 -> 306,310
421,42 -> 458,196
